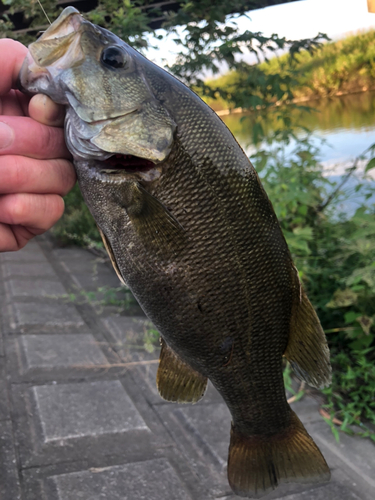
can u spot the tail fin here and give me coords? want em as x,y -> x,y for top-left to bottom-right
227,411 -> 330,498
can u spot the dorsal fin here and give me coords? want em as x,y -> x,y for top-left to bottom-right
157,339 -> 208,404
284,281 -> 331,389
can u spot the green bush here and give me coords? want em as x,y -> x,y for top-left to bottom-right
52,184 -> 101,248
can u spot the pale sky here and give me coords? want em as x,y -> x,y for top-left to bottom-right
146,0 -> 375,70
238,0 -> 375,40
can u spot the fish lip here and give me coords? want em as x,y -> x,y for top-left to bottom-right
37,7 -> 84,42
66,92 -> 140,124
19,8 -> 85,98
77,157 -> 162,184
18,53 -> 51,95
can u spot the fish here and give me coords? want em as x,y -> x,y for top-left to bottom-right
19,7 -> 332,498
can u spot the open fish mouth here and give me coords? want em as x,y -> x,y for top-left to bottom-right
102,154 -> 156,174
87,154 -> 162,183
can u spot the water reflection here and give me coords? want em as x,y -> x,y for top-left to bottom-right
222,91 -> 375,164
221,91 -> 375,215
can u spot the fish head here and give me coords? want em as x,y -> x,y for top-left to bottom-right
19,7 -> 176,182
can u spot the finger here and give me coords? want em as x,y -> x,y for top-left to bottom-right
29,94 -> 65,127
0,39 -> 28,95
0,193 -> 65,230
0,116 -> 71,160
0,156 -> 76,196
0,223 -> 36,252
0,89 -> 26,116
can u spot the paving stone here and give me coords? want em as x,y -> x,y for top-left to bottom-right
56,248 -> 120,291
155,402 -> 230,497
45,458 -> 192,500
32,380 -> 148,443
103,316 -> 150,360
308,420 -> 375,498
12,382 -> 157,470
280,476 -> 362,500
9,301 -> 86,332
0,364 -> 10,421
4,279 -> 67,299
2,262 -> 57,279
131,360 -> 160,400
289,396 -> 322,425
0,241 -> 47,263
20,334 -> 108,371
0,420 -> 22,500
0,323 -> 4,357
174,403 -> 230,470
53,248 -> 105,275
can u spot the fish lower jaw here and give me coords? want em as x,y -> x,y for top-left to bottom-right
77,157 -> 162,183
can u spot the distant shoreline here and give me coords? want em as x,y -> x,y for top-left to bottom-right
214,86 -> 375,117
206,29 -> 375,117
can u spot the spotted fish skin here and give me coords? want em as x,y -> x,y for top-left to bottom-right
19,8 -> 331,497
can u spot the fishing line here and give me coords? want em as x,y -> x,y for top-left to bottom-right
36,0 -> 51,25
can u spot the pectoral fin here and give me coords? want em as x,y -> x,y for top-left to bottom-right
157,339 -> 207,404
125,182 -> 186,251
284,287 -> 331,389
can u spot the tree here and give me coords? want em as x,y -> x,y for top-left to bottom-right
1,0 -> 326,141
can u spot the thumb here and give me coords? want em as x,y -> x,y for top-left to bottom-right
28,94 -> 65,127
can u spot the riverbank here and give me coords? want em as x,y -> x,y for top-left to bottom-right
205,29 -> 375,113
215,86 -> 375,116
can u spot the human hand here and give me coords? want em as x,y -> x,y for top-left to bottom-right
0,39 -> 76,252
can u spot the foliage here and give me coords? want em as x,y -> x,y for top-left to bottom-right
52,183 -> 102,248
205,29 -> 375,110
64,284 -> 137,313
322,349 -> 375,442
1,0 -> 327,134
143,326 -> 160,353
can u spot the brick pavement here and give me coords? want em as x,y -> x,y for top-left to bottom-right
0,236 -> 374,500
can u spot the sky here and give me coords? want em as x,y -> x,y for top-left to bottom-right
146,0 -> 375,70
236,0 -> 375,41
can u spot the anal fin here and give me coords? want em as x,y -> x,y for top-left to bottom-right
157,339 -> 207,404
284,287 -> 331,389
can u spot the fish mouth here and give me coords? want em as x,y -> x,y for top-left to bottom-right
19,7 -> 85,97
91,154 -> 162,183
101,154 -> 156,174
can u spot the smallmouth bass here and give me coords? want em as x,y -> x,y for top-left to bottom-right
19,8 -> 332,497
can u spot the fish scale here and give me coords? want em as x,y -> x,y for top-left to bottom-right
19,7 -> 332,498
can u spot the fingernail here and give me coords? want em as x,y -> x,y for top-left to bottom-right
0,122 -> 14,149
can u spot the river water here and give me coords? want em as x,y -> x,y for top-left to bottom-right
221,91 -> 375,214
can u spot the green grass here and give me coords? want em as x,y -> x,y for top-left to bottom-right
204,29 -> 375,110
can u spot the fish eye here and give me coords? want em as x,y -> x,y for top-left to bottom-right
100,46 -> 126,69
